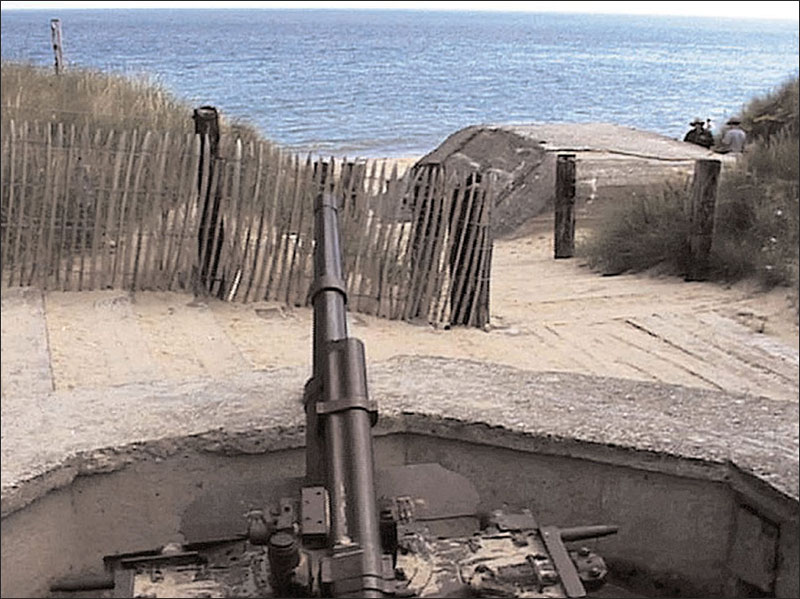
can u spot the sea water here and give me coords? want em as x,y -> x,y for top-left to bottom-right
1,8 -> 798,157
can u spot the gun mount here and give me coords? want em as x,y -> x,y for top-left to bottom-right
51,191 -> 618,598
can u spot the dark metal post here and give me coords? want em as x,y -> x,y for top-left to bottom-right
50,19 -> 64,75
685,159 -> 720,281
307,192 -> 385,597
554,154 -> 576,259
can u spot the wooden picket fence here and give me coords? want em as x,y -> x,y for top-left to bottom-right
0,120 -> 495,327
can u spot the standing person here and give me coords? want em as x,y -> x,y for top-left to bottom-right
683,117 -> 714,148
717,117 -> 747,153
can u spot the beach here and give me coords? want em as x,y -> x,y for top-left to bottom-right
3,136 -> 798,599
2,121 -> 797,401
2,208 -> 797,403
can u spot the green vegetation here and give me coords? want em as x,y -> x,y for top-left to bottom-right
0,61 -> 265,143
578,183 -> 693,276
579,76 -> 799,302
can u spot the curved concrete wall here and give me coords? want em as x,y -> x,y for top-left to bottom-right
2,357 -> 797,597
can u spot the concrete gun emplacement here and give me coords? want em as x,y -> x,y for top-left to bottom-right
52,190 -> 618,599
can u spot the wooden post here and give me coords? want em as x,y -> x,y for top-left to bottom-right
685,159 -> 720,281
50,19 -> 64,75
192,105 -> 225,296
554,153 -> 576,259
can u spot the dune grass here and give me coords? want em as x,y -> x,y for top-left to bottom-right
0,61 -> 276,278
579,76 -> 799,306
1,61 -> 266,144
577,183 -> 693,276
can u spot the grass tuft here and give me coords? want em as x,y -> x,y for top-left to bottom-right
579,76 -> 799,308
579,182 -> 692,276
1,61 -> 268,145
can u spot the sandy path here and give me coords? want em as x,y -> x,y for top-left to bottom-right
2,216 -> 797,403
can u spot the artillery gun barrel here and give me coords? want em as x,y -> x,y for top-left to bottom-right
307,191 -> 385,597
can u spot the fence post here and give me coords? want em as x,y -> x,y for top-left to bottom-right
192,105 -> 225,296
685,159 -> 720,281
50,19 -> 64,75
554,153 -> 576,259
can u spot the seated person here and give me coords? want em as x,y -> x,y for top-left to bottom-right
683,117 -> 714,148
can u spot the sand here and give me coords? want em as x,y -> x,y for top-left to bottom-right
1,137 -> 797,404
2,214 -> 797,404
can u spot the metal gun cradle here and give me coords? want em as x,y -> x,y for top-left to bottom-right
54,191 -> 618,598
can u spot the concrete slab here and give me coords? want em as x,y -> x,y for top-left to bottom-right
2,356 -> 797,520
44,290 -> 158,390
500,122 -> 726,161
0,287 -> 53,398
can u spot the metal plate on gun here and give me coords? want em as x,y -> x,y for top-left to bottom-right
376,463 -> 481,537
396,531 -> 572,598
105,541 -> 274,599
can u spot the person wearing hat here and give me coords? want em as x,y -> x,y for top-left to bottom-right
683,117 -> 714,148
717,117 -> 747,153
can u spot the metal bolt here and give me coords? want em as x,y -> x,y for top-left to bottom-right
578,546 -> 591,557
589,566 -> 603,578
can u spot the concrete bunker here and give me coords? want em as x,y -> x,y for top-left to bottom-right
1,358 -> 797,598
413,123 -> 728,239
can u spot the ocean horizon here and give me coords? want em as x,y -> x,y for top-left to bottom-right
2,8 -> 798,157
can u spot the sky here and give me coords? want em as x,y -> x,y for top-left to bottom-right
1,0 -> 799,21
